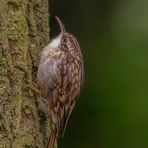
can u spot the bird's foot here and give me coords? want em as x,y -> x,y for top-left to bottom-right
25,79 -> 42,94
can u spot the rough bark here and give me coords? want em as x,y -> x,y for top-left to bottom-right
0,0 -> 52,147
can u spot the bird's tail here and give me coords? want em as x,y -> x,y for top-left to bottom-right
47,128 -> 57,148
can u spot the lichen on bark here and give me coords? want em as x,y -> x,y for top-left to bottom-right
0,0 -> 51,147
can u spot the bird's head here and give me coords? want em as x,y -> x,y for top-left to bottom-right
55,16 -> 80,51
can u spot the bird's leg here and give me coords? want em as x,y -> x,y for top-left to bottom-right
25,79 -> 42,94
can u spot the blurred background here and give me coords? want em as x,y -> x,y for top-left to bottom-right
49,0 -> 148,148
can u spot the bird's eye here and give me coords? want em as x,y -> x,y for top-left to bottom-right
63,38 -> 66,42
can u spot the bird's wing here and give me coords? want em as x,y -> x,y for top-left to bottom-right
37,51 -> 82,137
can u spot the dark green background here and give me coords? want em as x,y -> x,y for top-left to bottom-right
50,0 -> 148,148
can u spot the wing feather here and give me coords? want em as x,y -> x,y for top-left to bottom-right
37,49 -> 83,136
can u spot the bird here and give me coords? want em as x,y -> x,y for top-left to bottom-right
36,16 -> 84,148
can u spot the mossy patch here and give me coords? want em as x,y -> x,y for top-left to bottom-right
7,0 -> 21,7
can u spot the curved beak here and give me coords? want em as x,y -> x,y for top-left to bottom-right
55,16 -> 66,33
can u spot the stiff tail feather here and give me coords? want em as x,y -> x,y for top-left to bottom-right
47,129 -> 57,148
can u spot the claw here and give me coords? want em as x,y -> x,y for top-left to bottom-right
25,79 -> 42,94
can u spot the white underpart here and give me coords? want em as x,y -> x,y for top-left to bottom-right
43,34 -> 62,51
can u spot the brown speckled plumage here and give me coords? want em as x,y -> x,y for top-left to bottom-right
37,16 -> 84,148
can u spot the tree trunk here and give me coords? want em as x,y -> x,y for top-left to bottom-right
0,0 -> 53,147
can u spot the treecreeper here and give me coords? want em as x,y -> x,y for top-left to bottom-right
37,16 -> 84,148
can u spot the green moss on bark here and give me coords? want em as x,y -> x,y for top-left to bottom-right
7,0 -> 21,7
